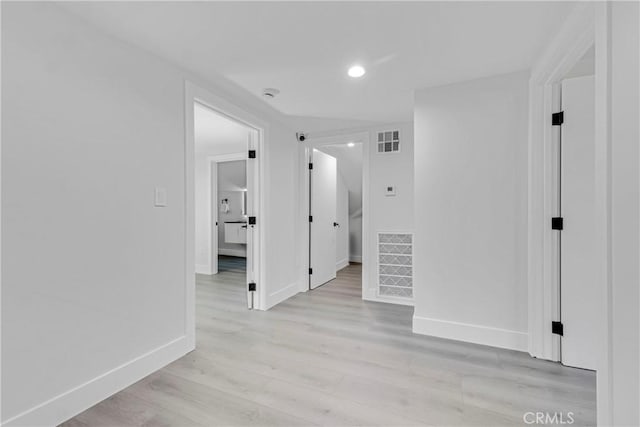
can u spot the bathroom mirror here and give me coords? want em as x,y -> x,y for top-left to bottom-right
241,190 -> 247,216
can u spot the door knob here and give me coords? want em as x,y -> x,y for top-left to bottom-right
333,222 -> 340,227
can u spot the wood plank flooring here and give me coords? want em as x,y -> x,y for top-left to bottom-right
217,255 -> 247,274
62,264 -> 596,426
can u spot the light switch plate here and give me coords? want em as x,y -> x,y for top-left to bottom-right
385,185 -> 396,196
154,187 -> 167,207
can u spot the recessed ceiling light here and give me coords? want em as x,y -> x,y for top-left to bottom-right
348,65 -> 366,78
348,142 -> 355,147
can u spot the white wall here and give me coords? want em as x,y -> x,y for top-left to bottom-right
413,71 -> 529,351
349,215 -> 362,263
366,123 -> 415,301
609,2 -> 639,424
261,124 -> 302,308
565,45 -> 595,79
1,3 -> 300,425
218,159 -> 247,192
336,173 -> 349,269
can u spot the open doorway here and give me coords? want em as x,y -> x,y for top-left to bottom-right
192,99 -> 261,309
216,159 -> 248,273
306,140 -> 364,293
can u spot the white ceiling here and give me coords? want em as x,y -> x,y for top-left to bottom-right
194,102 -> 249,154
61,2 -> 575,123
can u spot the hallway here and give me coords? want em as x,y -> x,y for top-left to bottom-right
63,264 -> 596,426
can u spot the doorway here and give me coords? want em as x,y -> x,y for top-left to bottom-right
187,81 -> 264,311
306,139 -> 364,292
212,156 -> 248,274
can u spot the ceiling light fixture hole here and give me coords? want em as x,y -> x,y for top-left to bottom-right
262,88 -> 280,98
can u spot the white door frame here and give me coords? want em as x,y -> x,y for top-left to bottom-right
527,3 -> 612,424
299,132 -> 370,298
185,80 -> 267,346
207,153 -> 248,275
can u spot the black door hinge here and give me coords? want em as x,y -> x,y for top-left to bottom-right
309,215 -> 313,222
552,321 -> 564,336
309,268 -> 313,275
248,150 -> 256,159
248,282 -> 256,292
552,217 -> 563,230
552,111 -> 564,126
248,216 -> 256,225
309,163 -> 313,170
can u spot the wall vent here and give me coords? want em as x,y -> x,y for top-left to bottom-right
377,232 -> 413,299
377,130 -> 400,153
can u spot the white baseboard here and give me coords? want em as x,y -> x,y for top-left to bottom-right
218,248 -> 246,258
336,258 -> 349,271
2,336 -> 192,427
265,281 -> 299,310
195,263 -> 212,275
364,294 -> 414,307
412,315 -> 528,352
349,255 -> 362,263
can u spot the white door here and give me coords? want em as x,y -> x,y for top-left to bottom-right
560,75 -> 597,370
211,161 -> 219,275
246,132 -> 258,308
310,150 -> 337,289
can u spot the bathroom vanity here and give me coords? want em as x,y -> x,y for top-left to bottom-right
224,221 -> 248,244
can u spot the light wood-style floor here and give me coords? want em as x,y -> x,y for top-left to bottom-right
63,264 -> 596,426
217,255 -> 247,274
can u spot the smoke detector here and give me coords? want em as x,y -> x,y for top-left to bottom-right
262,88 -> 280,99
